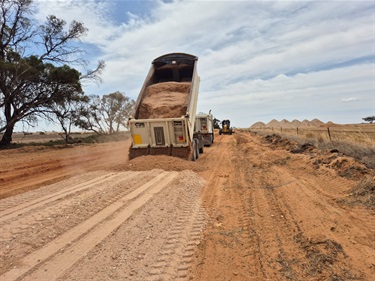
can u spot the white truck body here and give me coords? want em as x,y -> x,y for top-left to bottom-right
128,53 -> 201,160
194,112 -> 214,146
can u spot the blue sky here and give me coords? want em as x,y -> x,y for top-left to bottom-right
31,0 -> 375,128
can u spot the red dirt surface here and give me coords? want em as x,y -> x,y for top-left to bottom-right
0,131 -> 374,280
0,141 -> 131,199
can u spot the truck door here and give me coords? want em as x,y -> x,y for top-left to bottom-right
154,127 -> 165,145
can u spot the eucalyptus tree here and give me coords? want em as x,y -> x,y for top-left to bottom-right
362,116 -> 375,124
76,92 -> 135,134
0,0 -> 104,145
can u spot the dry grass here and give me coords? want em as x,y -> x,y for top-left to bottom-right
293,233 -> 358,280
249,126 -> 374,211
249,125 -> 375,169
0,132 -> 131,150
252,124 -> 374,145
348,177 -> 375,211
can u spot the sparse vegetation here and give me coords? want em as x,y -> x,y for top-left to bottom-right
348,177 -> 375,211
293,233 -> 357,280
362,115 -> 375,123
250,126 -> 375,169
249,126 -> 374,211
0,131 -> 130,150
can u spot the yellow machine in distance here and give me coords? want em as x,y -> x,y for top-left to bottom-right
219,119 -> 233,135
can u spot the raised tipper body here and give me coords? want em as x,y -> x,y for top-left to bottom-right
128,53 -> 202,160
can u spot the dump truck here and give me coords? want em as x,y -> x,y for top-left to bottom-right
194,111 -> 214,149
128,53 -> 203,161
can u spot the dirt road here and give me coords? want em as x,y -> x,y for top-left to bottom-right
0,131 -> 374,280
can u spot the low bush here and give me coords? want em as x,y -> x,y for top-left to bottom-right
251,129 -> 375,169
349,177 -> 375,210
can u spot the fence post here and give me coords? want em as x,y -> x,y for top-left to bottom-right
327,127 -> 332,141
297,127 -> 299,135
281,127 -> 283,132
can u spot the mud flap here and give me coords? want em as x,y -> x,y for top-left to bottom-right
129,147 -> 150,159
149,147 -> 170,156
129,146 -> 191,160
171,146 -> 192,160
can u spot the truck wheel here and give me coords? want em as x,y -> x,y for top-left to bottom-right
191,141 -> 197,161
219,129 -> 222,135
195,139 -> 200,159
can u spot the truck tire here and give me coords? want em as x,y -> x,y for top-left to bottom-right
206,134 -> 214,147
219,129 -> 222,135
191,140 -> 197,161
195,139 -> 200,159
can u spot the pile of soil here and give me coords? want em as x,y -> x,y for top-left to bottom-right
263,134 -> 299,151
262,134 -> 372,180
252,118 -> 327,128
312,155 -> 369,179
138,82 -> 191,119
114,155 -> 206,172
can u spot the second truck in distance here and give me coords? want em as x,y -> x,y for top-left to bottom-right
194,111 -> 214,149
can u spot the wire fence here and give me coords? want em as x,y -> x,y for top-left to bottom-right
249,125 -> 375,146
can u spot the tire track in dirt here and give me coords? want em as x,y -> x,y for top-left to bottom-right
57,170 -> 205,281
193,131 -> 373,280
0,140 -> 131,199
194,134 -> 266,280
146,196 -> 207,280
199,134 -> 233,207
278,176 -> 375,279
0,173 -> 100,212
248,180 -> 305,280
0,173 -> 121,222
233,133 -> 276,280
0,172 -> 148,249
1,171 -> 178,281
240,133 -> 330,280
235,131 -> 371,280
227,134 -> 273,280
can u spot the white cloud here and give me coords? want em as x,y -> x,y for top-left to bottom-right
34,0 -> 114,45
31,0 -> 375,128
342,97 -> 359,102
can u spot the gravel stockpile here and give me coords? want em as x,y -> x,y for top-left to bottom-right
137,82 -> 191,119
